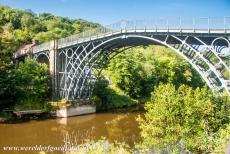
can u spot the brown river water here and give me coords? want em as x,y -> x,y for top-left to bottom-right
0,112 -> 143,154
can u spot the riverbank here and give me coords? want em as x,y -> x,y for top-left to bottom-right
0,103 -> 145,123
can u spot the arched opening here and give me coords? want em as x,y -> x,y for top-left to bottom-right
36,54 -> 50,67
85,50 -> 202,98
75,36 -> 201,98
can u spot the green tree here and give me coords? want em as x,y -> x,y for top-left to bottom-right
104,46 -> 204,99
92,78 -> 137,111
0,23 -> 20,110
39,12 -> 54,21
137,84 -> 230,153
15,59 -> 49,102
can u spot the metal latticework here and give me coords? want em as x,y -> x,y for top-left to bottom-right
31,17 -> 230,100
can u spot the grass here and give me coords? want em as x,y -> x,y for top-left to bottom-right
14,97 -> 53,112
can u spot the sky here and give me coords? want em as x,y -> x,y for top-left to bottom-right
0,0 -> 230,25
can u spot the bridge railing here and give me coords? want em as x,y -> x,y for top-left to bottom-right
32,41 -> 52,53
33,17 -> 230,49
57,26 -> 115,47
124,17 -> 230,30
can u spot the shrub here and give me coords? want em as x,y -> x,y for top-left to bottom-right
137,84 -> 230,153
13,58 -> 50,110
91,78 -> 137,111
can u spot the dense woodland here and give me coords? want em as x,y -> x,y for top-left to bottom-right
0,5 -> 229,153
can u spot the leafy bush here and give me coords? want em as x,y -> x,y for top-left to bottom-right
13,59 -> 50,110
91,78 -> 137,111
137,84 -> 230,153
0,58 -> 50,111
0,67 -> 19,110
15,59 -> 49,99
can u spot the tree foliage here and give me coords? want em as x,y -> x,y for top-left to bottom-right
15,59 -> 49,101
138,84 -> 230,153
0,59 -> 50,110
104,46 -> 204,99
92,78 -> 137,111
0,5 -> 100,44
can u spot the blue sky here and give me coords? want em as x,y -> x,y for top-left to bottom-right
0,0 -> 230,25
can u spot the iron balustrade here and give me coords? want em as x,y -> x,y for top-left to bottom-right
31,17 -> 230,53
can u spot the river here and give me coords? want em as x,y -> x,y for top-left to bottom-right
0,112 -> 142,154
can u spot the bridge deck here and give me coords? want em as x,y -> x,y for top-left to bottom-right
31,28 -> 230,53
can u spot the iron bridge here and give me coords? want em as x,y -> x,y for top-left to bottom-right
15,17 -> 230,100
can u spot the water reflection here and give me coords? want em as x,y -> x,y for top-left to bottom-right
0,112 -> 142,154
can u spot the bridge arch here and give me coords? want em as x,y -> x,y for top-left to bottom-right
33,51 -> 50,67
57,33 -> 230,99
76,36 -> 209,98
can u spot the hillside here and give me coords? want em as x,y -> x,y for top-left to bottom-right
0,5 -> 100,44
